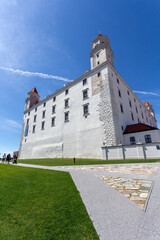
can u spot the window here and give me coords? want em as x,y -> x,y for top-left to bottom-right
28,111 -> 30,116
83,79 -> 87,86
27,119 -> 29,125
131,112 -> 134,121
140,105 -> 142,109
83,104 -> 89,115
35,107 -> 37,112
51,117 -> 55,127
134,98 -> 136,102
41,121 -> 45,130
53,96 -> 56,102
65,99 -> 69,108
97,54 -> 99,58
156,145 -> 160,150
117,78 -> 119,84
121,126 -> 124,131
141,112 -> 144,119
32,125 -> 36,133
118,90 -> 121,98
146,117 -> 148,123
43,102 -> 46,107
65,89 -> 69,95
97,61 -> 100,65
83,90 -> 88,100
136,106 -> 138,114
64,112 -> 69,122
42,110 -> 46,118
97,72 -> 101,77
130,136 -> 136,144
120,104 -> 123,113
127,90 -> 130,95
129,100 -> 132,108
145,135 -> 152,143
24,126 -> 29,137
138,118 -> 140,123
34,115 -> 37,122
52,105 -> 56,114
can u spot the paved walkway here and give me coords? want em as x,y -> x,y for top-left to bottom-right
4,162 -> 160,240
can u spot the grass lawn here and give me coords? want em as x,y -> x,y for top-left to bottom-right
0,164 -> 99,240
18,158 -> 160,166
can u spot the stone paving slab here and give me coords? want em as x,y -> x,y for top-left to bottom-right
70,171 -> 143,240
99,176 -> 152,209
61,164 -> 159,175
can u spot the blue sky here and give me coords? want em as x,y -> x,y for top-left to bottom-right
0,0 -> 160,156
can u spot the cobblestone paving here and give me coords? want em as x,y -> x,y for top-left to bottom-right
62,164 -> 158,175
99,176 -> 152,209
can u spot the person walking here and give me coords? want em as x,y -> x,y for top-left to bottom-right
13,154 -> 17,164
2,153 -> 6,163
6,154 -> 11,164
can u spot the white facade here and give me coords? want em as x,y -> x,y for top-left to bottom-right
124,130 -> 160,145
19,34 -> 158,159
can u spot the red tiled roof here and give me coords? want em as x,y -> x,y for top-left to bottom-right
30,87 -> 38,94
123,123 -> 158,134
98,33 -> 103,36
144,101 -> 151,106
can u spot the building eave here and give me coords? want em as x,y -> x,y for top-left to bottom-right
24,60 -> 108,114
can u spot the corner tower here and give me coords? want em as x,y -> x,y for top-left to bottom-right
144,101 -> 156,119
90,34 -> 114,70
25,87 -> 40,111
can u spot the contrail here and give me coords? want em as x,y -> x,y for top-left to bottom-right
0,66 -> 72,82
134,90 -> 160,96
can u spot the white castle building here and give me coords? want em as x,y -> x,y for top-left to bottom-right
19,34 -> 160,160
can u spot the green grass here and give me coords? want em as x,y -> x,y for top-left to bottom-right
18,158 -> 160,166
0,164 -> 99,240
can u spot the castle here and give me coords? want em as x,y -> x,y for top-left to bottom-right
19,34 -> 159,159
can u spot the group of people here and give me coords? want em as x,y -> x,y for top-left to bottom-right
2,153 -> 17,164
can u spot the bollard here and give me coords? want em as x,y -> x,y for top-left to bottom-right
73,157 -> 75,164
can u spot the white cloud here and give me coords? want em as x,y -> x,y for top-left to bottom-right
0,119 -> 21,133
0,66 -> 72,82
134,90 -> 160,96
6,119 -> 21,129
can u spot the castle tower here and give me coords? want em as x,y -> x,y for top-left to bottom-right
144,101 -> 155,118
90,34 -> 114,70
25,87 -> 40,111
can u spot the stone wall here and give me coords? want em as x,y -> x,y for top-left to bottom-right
102,142 -> 160,160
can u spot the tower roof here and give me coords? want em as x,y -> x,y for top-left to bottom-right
144,101 -> 151,106
29,87 -> 39,95
92,34 -> 110,48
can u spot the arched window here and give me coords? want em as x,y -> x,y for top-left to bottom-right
130,136 -> 136,144
145,135 -> 152,143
